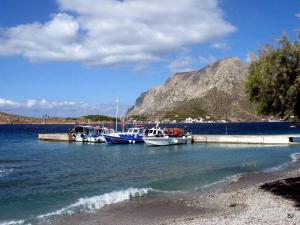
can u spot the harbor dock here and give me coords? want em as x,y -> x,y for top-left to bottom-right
38,133 -> 74,142
38,133 -> 300,144
192,134 -> 300,144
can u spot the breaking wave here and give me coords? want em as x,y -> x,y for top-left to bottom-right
0,220 -> 25,225
0,169 -> 13,178
290,152 -> 300,163
38,187 -> 155,219
262,162 -> 290,173
202,173 -> 242,189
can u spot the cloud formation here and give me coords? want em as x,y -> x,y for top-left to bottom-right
168,54 -> 219,73
0,98 -> 127,117
168,56 -> 195,72
0,0 -> 235,66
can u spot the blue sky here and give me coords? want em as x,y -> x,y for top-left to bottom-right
0,0 -> 299,117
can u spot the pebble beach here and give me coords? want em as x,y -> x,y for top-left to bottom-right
170,169 -> 300,225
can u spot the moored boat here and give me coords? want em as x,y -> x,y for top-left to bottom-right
144,126 -> 191,146
87,127 -> 113,143
73,125 -> 113,143
103,127 -> 145,144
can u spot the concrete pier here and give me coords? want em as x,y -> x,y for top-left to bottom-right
38,133 -> 74,142
193,134 -> 300,144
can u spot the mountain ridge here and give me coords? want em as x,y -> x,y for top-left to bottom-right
127,57 -> 261,121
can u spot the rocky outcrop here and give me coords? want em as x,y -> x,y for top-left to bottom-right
127,57 -> 260,121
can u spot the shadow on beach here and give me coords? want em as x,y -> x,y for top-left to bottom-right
261,176 -> 300,208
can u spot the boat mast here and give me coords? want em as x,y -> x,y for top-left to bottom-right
115,97 -> 119,132
122,109 -> 125,133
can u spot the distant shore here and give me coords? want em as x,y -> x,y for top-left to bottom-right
49,163 -> 300,225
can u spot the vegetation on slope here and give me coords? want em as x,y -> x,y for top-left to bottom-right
161,88 -> 259,122
163,99 -> 207,121
82,115 -> 118,122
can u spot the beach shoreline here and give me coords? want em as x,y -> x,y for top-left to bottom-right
47,162 -> 300,225
170,167 -> 300,225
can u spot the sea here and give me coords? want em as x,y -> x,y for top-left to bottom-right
0,122 -> 300,225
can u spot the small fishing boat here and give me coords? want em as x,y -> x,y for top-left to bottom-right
73,125 -> 91,142
87,127 -> 113,143
73,125 -> 113,143
103,127 -> 145,144
144,125 -> 191,146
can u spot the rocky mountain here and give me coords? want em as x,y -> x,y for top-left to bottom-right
127,57 -> 261,121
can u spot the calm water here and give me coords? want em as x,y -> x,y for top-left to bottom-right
0,123 -> 300,225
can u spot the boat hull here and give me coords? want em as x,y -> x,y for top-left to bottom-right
75,134 -> 88,142
144,136 -> 191,146
103,134 -> 144,144
87,136 -> 105,143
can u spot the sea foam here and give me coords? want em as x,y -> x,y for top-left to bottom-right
0,169 -> 13,178
38,187 -> 154,219
290,152 -> 300,163
202,174 -> 242,189
0,220 -> 25,225
262,162 -> 290,173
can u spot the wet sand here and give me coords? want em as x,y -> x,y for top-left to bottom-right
50,166 -> 300,225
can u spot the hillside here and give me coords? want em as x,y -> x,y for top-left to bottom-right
127,57 -> 262,121
0,112 -> 116,124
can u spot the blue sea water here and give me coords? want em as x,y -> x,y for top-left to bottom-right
0,123 -> 299,225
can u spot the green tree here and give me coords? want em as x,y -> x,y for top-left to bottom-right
245,36 -> 300,119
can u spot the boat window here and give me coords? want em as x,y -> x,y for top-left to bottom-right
128,128 -> 133,133
75,126 -> 83,133
133,129 -> 139,133
153,130 -> 157,135
149,130 -> 153,134
158,131 -> 162,135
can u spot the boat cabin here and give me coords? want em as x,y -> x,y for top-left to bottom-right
74,125 -> 93,135
146,127 -> 165,137
74,125 -> 112,136
145,127 -> 185,137
126,128 -> 144,136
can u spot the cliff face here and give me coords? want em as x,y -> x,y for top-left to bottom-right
127,57 -> 260,121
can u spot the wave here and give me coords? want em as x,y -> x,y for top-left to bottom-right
0,169 -> 13,178
0,220 -> 25,225
290,152 -> 300,163
202,174 -> 242,189
262,162 -> 290,173
38,187 -> 154,220
261,152 -> 300,173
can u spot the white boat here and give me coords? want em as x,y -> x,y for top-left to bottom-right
74,125 -> 91,142
74,125 -> 113,143
144,126 -> 191,146
87,127 -> 113,143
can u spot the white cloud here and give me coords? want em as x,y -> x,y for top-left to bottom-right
0,0 -> 235,66
168,56 -> 195,72
0,97 -> 128,117
210,42 -> 230,50
198,55 -> 217,65
169,54 -> 221,73
0,98 -> 18,106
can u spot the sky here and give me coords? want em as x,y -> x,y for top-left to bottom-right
0,0 -> 299,117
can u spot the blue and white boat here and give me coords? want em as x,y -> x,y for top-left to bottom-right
86,127 -> 114,143
103,127 -> 145,144
73,125 -> 113,143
